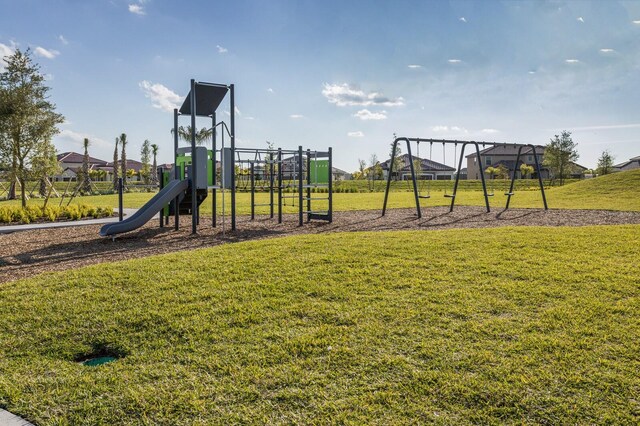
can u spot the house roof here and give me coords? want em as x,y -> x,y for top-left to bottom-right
105,159 -> 145,172
465,144 -> 545,158
613,156 -> 640,168
57,152 -> 109,165
380,154 -> 456,172
332,167 -> 349,175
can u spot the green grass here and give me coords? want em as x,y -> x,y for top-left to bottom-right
1,225 -> 639,424
2,169 -> 639,214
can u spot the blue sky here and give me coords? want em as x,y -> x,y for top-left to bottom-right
1,0 -> 640,171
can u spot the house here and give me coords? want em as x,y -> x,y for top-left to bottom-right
332,167 -> 352,181
379,154 -> 456,180
55,152 -> 110,181
466,145 -> 547,180
613,155 -> 640,172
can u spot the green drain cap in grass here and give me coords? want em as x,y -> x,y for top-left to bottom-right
82,356 -> 116,367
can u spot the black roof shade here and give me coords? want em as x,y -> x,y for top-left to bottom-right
179,83 -> 229,117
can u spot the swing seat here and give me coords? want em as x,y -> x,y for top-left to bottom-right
486,193 -> 495,197
443,194 -> 456,198
504,192 -> 514,196
418,195 -> 431,199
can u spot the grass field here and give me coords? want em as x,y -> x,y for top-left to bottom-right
2,169 -> 639,214
1,225 -> 639,424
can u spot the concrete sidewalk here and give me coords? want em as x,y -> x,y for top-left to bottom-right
0,409 -> 34,426
0,209 -> 147,234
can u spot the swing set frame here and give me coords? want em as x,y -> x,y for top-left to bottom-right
382,137 -> 548,218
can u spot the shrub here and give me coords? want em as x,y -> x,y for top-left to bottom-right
0,204 -> 113,224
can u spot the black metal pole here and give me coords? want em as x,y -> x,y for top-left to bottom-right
190,79 -> 197,234
230,84 -> 236,231
298,145 -> 303,226
118,177 -> 123,221
250,162 -> 255,220
328,147 -> 333,222
405,138 -> 422,218
447,143 -> 466,212
382,138 -> 399,216
531,146 -> 549,210
212,113 -> 217,227
278,148 -> 283,223
269,152 -> 274,218
306,149 -> 311,222
473,142 -> 491,213
505,145 -> 523,209
173,108 -> 179,230
158,167 -> 164,228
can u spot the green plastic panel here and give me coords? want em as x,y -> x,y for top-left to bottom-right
310,160 -> 329,184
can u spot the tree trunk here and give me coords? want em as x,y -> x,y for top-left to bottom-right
19,176 -> 27,208
8,181 -> 16,200
40,178 -> 47,197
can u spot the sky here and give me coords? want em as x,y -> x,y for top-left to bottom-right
1,0 -> 640,171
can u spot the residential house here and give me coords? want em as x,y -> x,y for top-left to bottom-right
466,145 -> 548,180
380,154 -> 456,180
55,152 -> 109,181
613,155 -> 640,172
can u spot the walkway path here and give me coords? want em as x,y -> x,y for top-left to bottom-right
0,209 -> 146,234
0,409 -> 35,426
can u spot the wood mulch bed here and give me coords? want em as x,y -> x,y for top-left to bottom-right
2,206 -> 640,284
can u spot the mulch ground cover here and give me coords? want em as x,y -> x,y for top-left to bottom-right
2,206 -> 640,284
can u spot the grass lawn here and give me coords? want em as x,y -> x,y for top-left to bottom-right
1,225 -> 639,424
2,169 -> 639,215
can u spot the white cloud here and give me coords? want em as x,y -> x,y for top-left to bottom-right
139,80 -> 182,112
267,88 -> 274,93
431,125 -> 468,134
634,20 -> 640,24
57,129 -> 110,149
234,106 -> 241,116
58,35 -> 68,45
577,17 -> 584,23
0,42 -> 15,70
481,128 -> 500,134
353,109 -> 387,121
244,116 -> 255,120
347,131 -> 364,138
290,114 -> 304,119
459,17 -> 467,22
407,64 -> 422,69
565,59 -> 580,64
528,71 -> 536,74
128,4 -> 145,15
448,59 -> 462,64
560,123 -> 640,131
322,83 -> 404,107
34,46 -> 60,59
599,48 -> 615,53
216,45 -> 228,53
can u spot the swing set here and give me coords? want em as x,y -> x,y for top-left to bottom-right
382,137 -> 548,218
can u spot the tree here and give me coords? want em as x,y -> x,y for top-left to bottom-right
112,137 -> 119,190
31,139 -> 59,201
389,140 -> 403,181
151,143 -> 159,185
172,125 -> 212,145
0,48 -> 64,208
140,139 -> 151,184
120,133 -> 128,186
80,137 -> 91,194
493,164 -> 509,180
596,150 -> 615,176
357,158 -> 367,180
520,163 -> 534,179
543,131 -> 579,185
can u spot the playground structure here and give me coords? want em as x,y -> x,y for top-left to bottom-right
382,137 -> 548,218
100,80 -> 332,237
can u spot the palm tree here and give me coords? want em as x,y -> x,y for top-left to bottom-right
151,143 -> 159,185
171,125 -> 212,145
120,133 -> 128,186
112,137 -> 119,190
81,137 -> 91,194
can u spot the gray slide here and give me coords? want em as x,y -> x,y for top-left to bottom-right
100,179 -> 189,237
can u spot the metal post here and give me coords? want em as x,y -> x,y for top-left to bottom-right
212,113 -> 216,227
250,162 -> 255,220
269,152 -> 274,218
405,138 -> 422,218
382,138 -> 399,216
306,149 -> 311,222
328,147 -> 333,222
531,146 -> 549,210
158,167 -> 164,228
505,146 -> 524,209
173,108 -> 179,230
230,84 -> 236,231
474,142 -> 491,213
278,148 -> 283,223
118,177 -> 123,221
190,79 -> 197,234
298,145 -> 303,226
